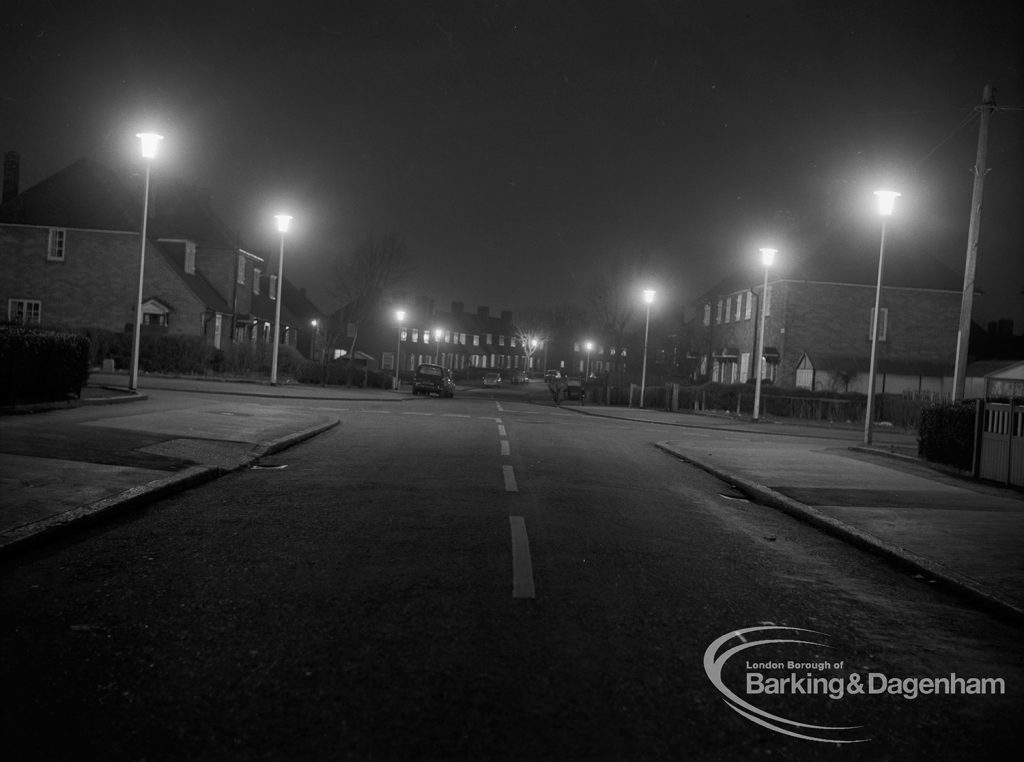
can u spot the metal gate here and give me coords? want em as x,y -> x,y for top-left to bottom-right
978,401 -> 1024,487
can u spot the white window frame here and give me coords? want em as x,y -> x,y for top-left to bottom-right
744,290 -> 753,320
724,296 -> 732,323
253,268 -> 261,295
8,298 -> 42,324
47,228 -> 66,261
735,293 -> 743,321
237,253 -> 246,285
703,303 -> 711,326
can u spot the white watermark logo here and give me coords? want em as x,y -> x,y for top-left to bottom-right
704,626 -> 868,744
705,626 -> 1006,744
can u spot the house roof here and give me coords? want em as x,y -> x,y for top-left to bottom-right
0,158 -> 139,230
966,359 -> 1024,379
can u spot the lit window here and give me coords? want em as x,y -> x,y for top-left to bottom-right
735,293 -> 743,321
47,228 -> 66,261
445,330 -> 452,343
499,335 -> 505,346
725,296 -> 732,323
411,329 -> 419,342
253,268 -> 261,295
401,328 -> 408,341
716,299 -> 723,324
473,335 -> 480,346
8,298 -> 41,324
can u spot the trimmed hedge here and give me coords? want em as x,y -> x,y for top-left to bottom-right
918,401 -> 977,471
1,326 -> 90,405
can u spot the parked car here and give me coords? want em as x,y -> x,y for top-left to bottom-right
483,372 -> 501,386
564,377 -> 585,401
412,363 -> 455,397
544,369 -> 562,382
510,370 -> 529,384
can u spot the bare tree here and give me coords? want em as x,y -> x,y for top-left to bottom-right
512,309 -> 554,373
326,233 -> 413,385
586,251 -> 651,374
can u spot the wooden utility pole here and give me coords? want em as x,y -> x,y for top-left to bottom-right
952,84 -> 997,401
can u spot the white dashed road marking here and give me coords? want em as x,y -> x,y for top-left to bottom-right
497,424 -> 507,437
502,465 -> 518,492
509,516 -> 536,599
500,440 -> 510,456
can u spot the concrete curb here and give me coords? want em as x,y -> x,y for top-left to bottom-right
0,418 -> 340,562
654,441 -> 1024,628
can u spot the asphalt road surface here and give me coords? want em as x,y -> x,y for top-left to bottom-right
1,386 -> 1021,761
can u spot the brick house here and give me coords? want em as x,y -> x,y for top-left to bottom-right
0,155 -> 320,355
694,228 -> 963,395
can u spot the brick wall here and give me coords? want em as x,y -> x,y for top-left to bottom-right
775,281 -> 959,387
1,224 -> 205,334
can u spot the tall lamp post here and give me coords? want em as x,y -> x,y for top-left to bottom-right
434,328 -> 443,364
128,132 -> 163,393
584,341 -> 593,379
639,289 -> 655,408
864,190 -> 900,445
752,247 -> 777,422
395,309 -> 406,388
270,213 -> 292,386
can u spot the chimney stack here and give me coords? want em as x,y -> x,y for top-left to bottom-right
2,151 -> 20,204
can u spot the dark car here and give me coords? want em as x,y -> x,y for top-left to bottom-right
412,363 -> 455,397
564,377 -> 585,401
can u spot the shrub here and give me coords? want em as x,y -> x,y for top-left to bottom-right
0,326 -> 90,405
918,401 -> 978,471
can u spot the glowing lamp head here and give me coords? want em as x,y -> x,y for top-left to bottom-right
396,309 -> 406,322
434,328 -> 443,341
136,132 -> 163,159
585,341 -> 593,351
311,319 -> 318,327
642,289 -> 656,305
274,214 -> 293,234
759,247 -> 777,267
874,190 -> 900,217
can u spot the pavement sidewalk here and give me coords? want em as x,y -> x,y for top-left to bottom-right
0,374 -> 392,557
562,403 -> 1024,625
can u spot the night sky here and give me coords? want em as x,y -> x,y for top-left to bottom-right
3,0 -> 1022,326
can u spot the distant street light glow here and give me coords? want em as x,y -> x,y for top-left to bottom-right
394,309 -> 406,388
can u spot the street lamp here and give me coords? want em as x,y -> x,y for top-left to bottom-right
395,309 -> 406,388
270,213 -> 292,385
128,132 -> 163,393
434,328 -> 443,364
752,247 -> 777,422
310,319 -> 319,360
864,190 -> 900,445
639,289 -> 655,408
584,341 -> 593,379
